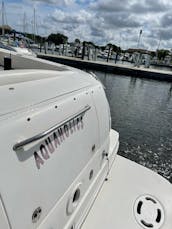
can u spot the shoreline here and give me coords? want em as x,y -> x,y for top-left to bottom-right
37,53 -> 172,82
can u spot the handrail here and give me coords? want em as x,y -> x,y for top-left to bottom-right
13,105 -> 91,151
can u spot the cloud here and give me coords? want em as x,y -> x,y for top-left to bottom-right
31,0 -> 75,6
131,0 -> 169,13
4,0 -> 172,49
90,0 -> 129,12
102,12 -> 141,28
50,9 -> 92,24
161,13 -> 172,27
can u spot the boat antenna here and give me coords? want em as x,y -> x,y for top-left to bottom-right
157,34 -> 161,50
137,29 -> 143,49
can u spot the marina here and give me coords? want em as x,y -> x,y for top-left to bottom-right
36,51 -> 172,182
95,70 -> 172,182
0,47 -> 172,182
38,53 -> 172,82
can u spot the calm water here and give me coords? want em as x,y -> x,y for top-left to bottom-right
93,71 -> 172,182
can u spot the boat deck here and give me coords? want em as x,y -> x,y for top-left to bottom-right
81,155 -> 172,229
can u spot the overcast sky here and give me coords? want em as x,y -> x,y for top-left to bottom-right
2,0 -> 172,50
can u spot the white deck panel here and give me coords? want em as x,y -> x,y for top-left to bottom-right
0,69 -> 96,117
81,155 -> 172,229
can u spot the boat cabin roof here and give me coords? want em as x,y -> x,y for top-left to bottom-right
0,69 -> 95,117
0,69 -> 70,86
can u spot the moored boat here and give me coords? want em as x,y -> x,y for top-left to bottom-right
0,55 -> 172,229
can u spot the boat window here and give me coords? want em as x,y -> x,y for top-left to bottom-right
0,42 -> 16,52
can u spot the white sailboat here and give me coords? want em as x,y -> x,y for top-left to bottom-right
0,1 -> 36,57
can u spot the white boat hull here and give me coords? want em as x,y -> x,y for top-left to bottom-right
0,51 -> 172,229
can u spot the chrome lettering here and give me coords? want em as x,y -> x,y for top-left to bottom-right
69,121 -> 74,134
40,144 -> 50,160
80,116 -> 84,129
64,124 -> 69,137
58,127 -> 65,142
53,132 -> 60,148
72,119 -> 76,131
45,137 -> 55,154
77,117 -> 80,130
34,113 -> 85,170
34,152 -> 44,170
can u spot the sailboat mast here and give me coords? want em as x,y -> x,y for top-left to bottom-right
157,34 -> 161,50
2,1 -> 5,36
33,8 -> 36,42
23,12 -> 26,34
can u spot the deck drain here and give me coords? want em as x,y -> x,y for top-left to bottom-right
134,195 -> 164,229
32,207 -> 42,223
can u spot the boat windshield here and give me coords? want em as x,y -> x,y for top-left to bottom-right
0,42 -> 16,52
9,40 -> 27,48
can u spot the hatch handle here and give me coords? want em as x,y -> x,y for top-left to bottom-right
13,105 -> 91,151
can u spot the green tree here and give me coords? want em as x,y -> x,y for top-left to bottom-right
25,33 -> 43,43
75,38 -> 80,44
150,51 -> 156,58
157,49 -> 170,60
104,43 -> 121,52
47,33 -> 68,45
82,40 -> 95,47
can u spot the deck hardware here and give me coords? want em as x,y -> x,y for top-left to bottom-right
89,72 -> 99,81
92,144 -> 96,152
70,224 -> 75,229
137,201 -> 143,214
4,56 -> 12,70
66,183 -> 82,215
89,170 -> 94,180
134,195 -> 164,229
102,151 -> 108,158
13,105 -> 91,151
101,150 -> 109,169
73,189 -> 80,203
32,207 -> 42,223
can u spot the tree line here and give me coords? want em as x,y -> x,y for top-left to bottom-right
25,32 -> 121,52
25,32 -> 171,61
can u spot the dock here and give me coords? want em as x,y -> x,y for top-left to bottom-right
37,54 -> 172,82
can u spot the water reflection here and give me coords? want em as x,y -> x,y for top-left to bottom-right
167,84 -> 172,102
129,77 -> 137,89
93,70 -> 172,182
